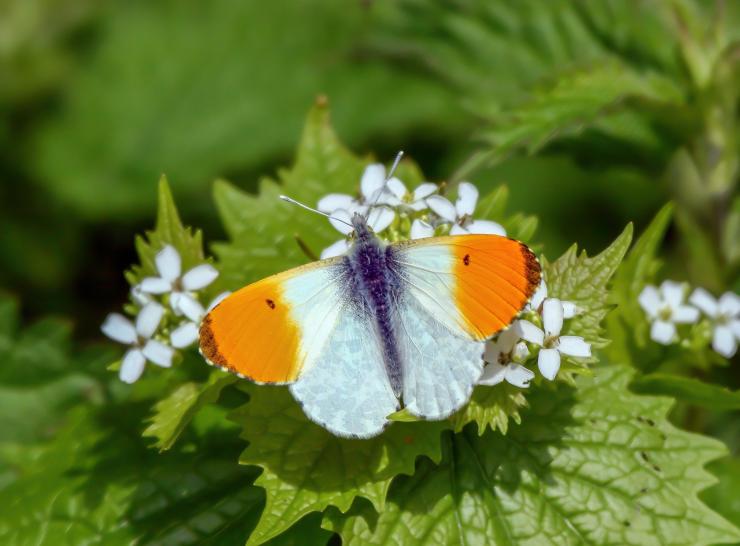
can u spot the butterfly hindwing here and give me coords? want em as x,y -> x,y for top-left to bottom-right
290,303 -> 399,438
200,258 -> 343,384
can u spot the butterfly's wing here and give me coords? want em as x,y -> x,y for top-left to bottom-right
200,258 -> 345,384
289,301 -> 399,438
391,234 -> 540,418
199,257 -> 399,438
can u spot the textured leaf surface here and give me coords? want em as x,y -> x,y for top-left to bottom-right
231,384 -> 445,545
143,371 -> 236,451
543,223 -> 633,352
449,383 -> 528,436
325,365 -> 740,545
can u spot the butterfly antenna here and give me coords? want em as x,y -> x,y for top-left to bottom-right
279,195 -> 353,228
365,150 -> 404,218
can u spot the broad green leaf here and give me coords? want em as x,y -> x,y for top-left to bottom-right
630,374 -> 740,411
213,101 -> 424,291
543,223 -> 633,353
605,204 -> 673,361
143,371 -> 237,451
0,406 -> 263,545
231,384 -> 445,545
482,62 -> 685,163
126,176 -> 207,287
449,383 -> 528,435
325,365 -> 740,545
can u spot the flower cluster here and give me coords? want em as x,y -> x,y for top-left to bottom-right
101,245 -> 227,383
317,163 -> 506,258
639,280 -> 740,358
478,280 -> 590,388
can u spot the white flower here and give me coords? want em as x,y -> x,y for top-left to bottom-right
140,245 -> 219,315
519,298 -> 591,380
526,280 -> 577,318
101,302 -> 174,383
317,163 -> 403,215
478,323 -> 534,388
130,284 -> 152,306
170,292 -> 231,349
384,178 -> 438,211
638,281 -> 700,345
410,218 -> 435,239
426,182 -> 506,236
689,288 -> 740,358
320,206 -> 396,259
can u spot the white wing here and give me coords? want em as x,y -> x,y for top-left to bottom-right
289,304 -> 399,439
394,294 -> 485,420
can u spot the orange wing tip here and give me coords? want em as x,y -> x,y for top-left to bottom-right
518,242 -> 542,302
198,316 -> 247,380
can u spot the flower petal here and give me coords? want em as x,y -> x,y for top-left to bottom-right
478,362 -> 507,386
320,239 -> 350,259
456,182 -> 479,217
426,195 -> 457,222
731,319 -> 740,339
386,177 -> 407,199
177,293 -> 205,323
660,280 -> 684,309
483,341 -> 502,364
689,287 -> 718,318
517,319 -> 544,346
317,193 -> 355,213
712,325 -> 737,358
182,264 -> 219,291
412,182 -> 437,201
504,364 -> 534,388
542,298 -> 564,337
672,305 -> 699,324
328,209 -> 354,235
650,320 -> 676,345
120,349 -> 146,384
718,291 -> 740,318
207,291 -> 231,312
496,325 -> 521,352
528,281 -> 547,311
449,223 -> 469,236
466,220 -> 506,236
562,301 -> 578,319
410,219 -> 435,240
558,336 -> 591,358
512,341 -> 530,362
140,277 -> 172,294
360,164 -> 386,200
135,302 -> 164,339
155,245 -> 181,282
142,340 -> 174,368
130,284 -> 151,306
101,313 -> 137,344
538,348 -> 561,380
367,206 -> 395,233
171,322 -> 200,349
638,285 -> 661,318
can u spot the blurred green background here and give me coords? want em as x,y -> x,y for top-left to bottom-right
1,0 -> 738,337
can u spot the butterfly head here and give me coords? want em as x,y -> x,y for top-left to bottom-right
351,212 -> 373,242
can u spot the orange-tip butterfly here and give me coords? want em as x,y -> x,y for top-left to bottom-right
199,155 -> 541,438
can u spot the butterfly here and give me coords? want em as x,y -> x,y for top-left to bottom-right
199,184 -> 540,439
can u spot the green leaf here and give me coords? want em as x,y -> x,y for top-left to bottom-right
0,406 -> 263,545
213,100 -> 426,290
231,384 -> 445,545
126,176 -> 207,287
143,371 -> 237,451
702,456 -> 740,533
543,223 -> 633,354
481,62 -> 685,163
630,374 -> 740,411
449,383 -> 528,435
605,204 -> 673,361
325,365 -> 740,545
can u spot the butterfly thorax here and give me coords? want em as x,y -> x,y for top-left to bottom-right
344,213 -> 404,396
